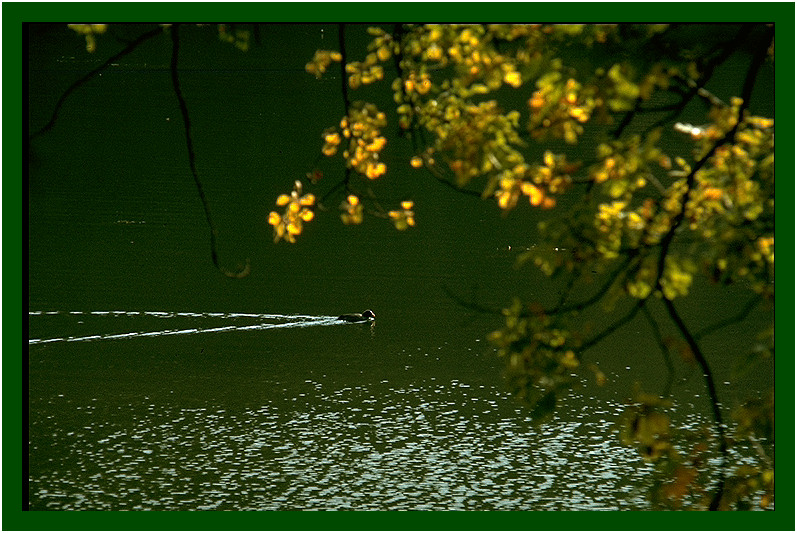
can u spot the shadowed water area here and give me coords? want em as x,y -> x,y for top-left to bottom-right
27,24 -> 774,511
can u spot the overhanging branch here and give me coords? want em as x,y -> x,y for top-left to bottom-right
641,301 -> 675,397
30,25 -> 165,140
651,26 -> 772,510
694,293 -> 764,340
578,298 -> 645,353
170,24 -> 249,278
662,296 -> 727,510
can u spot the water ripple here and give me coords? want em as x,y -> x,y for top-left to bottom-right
30,381 -> 663,511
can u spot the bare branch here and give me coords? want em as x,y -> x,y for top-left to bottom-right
30,25 -> 164,140
441,284 -> 502,316
695,294 -> 764,340
642,25 -> 753,136
641,301 -> 675,397
547,254 -> 635,315
578,298 -> 645,353
662,296 -> 727,510
170,24 -> 249,278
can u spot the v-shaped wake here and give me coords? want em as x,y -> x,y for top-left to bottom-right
28,311 -> 344,345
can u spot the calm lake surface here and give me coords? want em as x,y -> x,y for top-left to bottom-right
27,24 -> 773,511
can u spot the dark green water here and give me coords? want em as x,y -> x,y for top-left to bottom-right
27,24 -> 773,511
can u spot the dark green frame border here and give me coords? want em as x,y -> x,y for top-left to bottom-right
8,2 -> 794,530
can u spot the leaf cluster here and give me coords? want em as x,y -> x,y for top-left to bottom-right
293,23 -> 775,510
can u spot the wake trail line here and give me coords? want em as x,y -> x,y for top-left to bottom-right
28,310 -> 329,320
28,311 -> 342,345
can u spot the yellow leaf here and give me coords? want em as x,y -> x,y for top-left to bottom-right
503,71 -> 521,88
522,182 -> 544,206
377,46 -> 391,61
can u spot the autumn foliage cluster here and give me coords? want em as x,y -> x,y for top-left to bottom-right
41,21 -> 778,512
278,24 -> 775,511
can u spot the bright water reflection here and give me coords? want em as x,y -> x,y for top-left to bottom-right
29,396 -> 655,511
30,309 -> 748,511
30,366 -> 657,510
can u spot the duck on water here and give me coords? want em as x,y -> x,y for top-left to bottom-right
337,310 -> 376,323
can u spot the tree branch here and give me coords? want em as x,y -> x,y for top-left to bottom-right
653,27 -> 772,510
642,25 -> 753,136
335,24 -> 354,191
654,30 -> 765,292
578,298 -> 645,354
662,296 -> 727,510
30,25 -> 165,140
641,301 -> 675,397
694,293 -> 763,340
423,162 -> 484,197
170,24 -> 249,278
547,253 -> 634,315
441,284 -> 503,315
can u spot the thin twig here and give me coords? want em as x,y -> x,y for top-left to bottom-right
317,179 -> 347,208
578,298 -> 645,353
553,269 -> 579,311
337,23 -> 351,115
441,284 -> 502,315
640,301 -> 675,397
30,25 -> 165,140
547,254 -> 634,315
314,25 -> 355,212
423,162 -> 483,197
335,23 -> 353,192
170,24 -> 249,278
642,25 -> 753,136
748,434 -> 772,470
695,294 -> 764,340
662,297 -> 727,510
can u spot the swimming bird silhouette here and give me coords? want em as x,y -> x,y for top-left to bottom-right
337,310 -> 376,322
